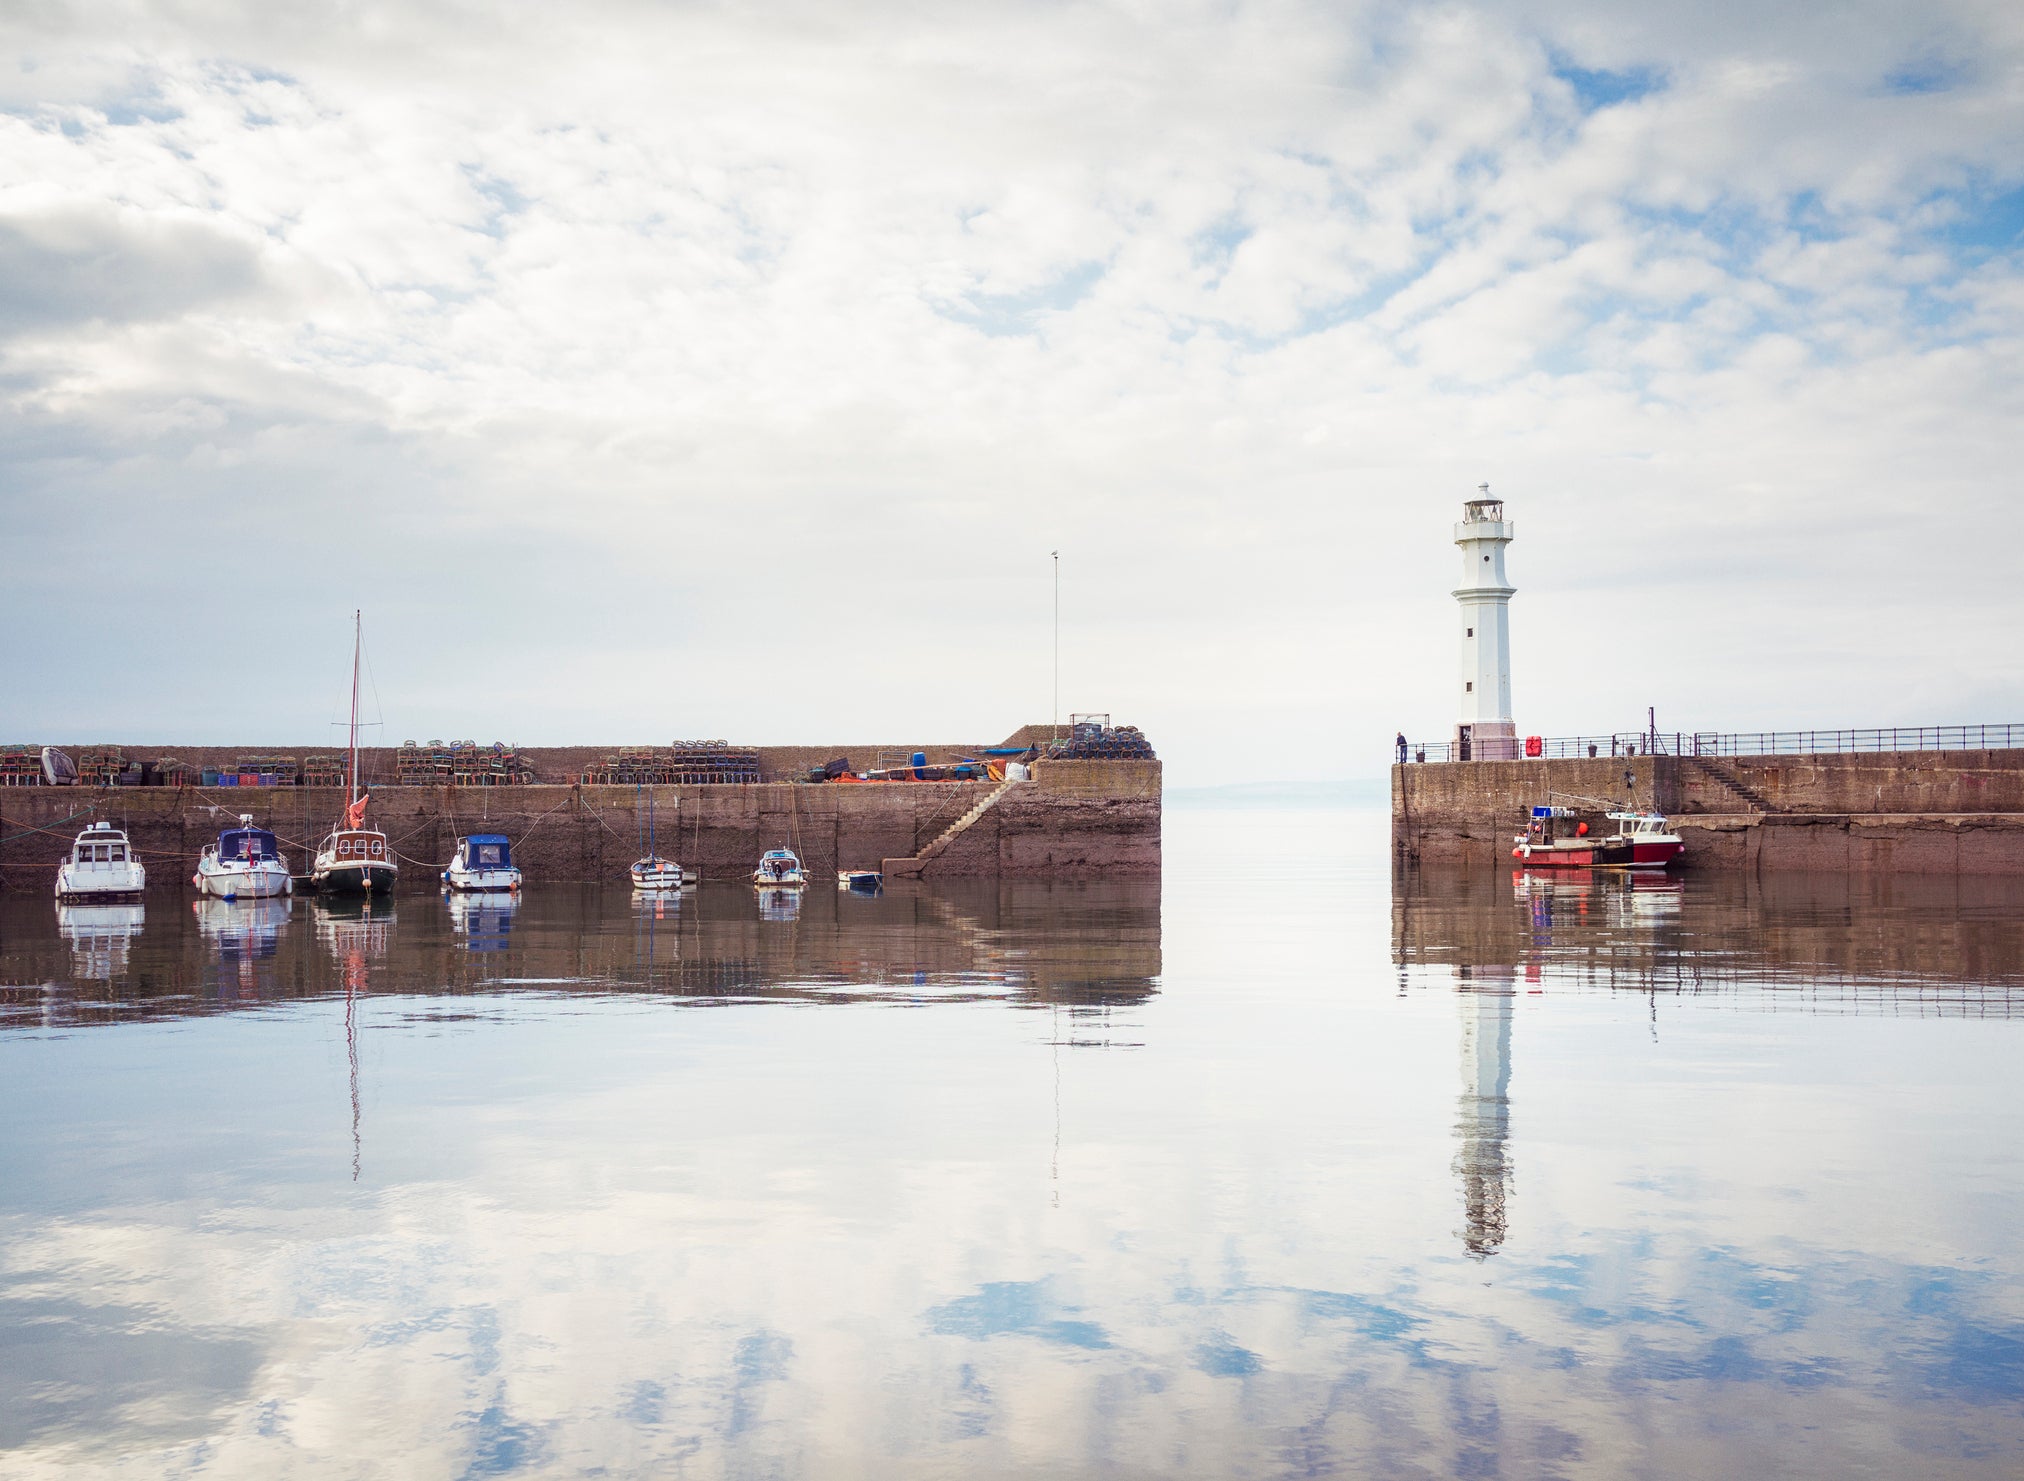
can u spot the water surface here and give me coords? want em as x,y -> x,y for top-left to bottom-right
3,808 -> 2022,1478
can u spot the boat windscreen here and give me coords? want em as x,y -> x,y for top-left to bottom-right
466,835 -> 511,867
220,829 -> 279,859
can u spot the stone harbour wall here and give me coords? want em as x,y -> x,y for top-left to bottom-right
0,758 -> 1160,891
1392,750 -> 2024,875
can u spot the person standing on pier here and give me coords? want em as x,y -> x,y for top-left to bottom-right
1397,732 -> 1409,765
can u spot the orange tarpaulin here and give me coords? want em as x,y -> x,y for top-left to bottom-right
344,796 -> 368,830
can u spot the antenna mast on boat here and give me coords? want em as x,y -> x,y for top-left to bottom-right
348,609 -> 362,807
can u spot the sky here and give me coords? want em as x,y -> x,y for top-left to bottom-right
3,0 -> 2022,783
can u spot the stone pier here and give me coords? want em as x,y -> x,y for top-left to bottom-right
1392,750 -> 2024,874
0,760 -> 1160,891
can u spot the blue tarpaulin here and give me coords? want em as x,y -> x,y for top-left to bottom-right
464,834 -> 512,867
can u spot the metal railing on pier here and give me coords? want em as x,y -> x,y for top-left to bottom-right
1401,723 -> 2024,765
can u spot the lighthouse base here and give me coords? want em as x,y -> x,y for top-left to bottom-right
1452,721 -> 1519,762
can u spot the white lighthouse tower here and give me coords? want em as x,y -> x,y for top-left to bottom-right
1454,486 -> 1517,761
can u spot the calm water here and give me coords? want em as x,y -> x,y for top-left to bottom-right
3,807 -> 2023,1479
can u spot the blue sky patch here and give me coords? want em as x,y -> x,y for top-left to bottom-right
1882,57 -> 1970,95
1551,58 -> 1664,113
941,261 -> 1107,338
1932,184 -> 2024,255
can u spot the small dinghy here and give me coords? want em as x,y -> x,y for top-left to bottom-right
836,869 -> 883,894
196,814 -> 293,899
630,858 -> 693,891
753,847 -> 806,887
442,834 -> 522,893
56,822 -> 146,902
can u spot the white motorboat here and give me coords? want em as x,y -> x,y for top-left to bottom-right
630,858 -> 693,891
55,822 -> 146,902
195,814 -> 294,899
312,612 -> 398,897
753,848 -> 806,887
442,833 -> 522,893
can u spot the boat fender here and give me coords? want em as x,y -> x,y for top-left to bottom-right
1575,822 -> 1589,836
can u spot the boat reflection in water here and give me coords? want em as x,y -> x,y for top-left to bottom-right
313,895 -> 396,963
194,895 -> 292,1000
55,901 -> 145,981
7,879 -> 1160,1024
447,889 -> 518,952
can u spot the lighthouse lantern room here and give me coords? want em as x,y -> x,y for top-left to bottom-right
1453,485 -> 1518,761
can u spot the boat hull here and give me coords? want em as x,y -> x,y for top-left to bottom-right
312,859 -> 398,895
55,865 -> 147,902
195,860 -> 294,899
442,866 -> 522,893
1514,839 -> 1684,870
630,858 -> 691,891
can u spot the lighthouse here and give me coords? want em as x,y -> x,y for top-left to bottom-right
1454,486 -> 1517,761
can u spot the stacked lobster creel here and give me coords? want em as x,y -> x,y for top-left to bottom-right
76,746 -> 139,786
402,739 -> 536,786
1047,723 -> 1157,761
0,745 -> 43,786
666,740 -> 761,785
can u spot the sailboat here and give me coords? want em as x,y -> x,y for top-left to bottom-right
630,785 -> 691,891
311,612 -> 398,896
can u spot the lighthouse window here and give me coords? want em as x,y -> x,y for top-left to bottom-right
1466,627 -> 1473,638
1465,681 -> 1474,692
1483,554 -> 1490,562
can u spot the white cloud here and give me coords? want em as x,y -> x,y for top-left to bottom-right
2,0 -> 2022,773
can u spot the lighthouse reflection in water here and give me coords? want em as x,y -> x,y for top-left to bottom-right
5,812 -> 2024,1480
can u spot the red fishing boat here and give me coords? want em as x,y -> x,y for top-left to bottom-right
1512,807 -> 1684,870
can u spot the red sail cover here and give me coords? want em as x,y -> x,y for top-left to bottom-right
344,795 -> 368,830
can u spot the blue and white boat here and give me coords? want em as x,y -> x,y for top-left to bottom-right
442,834 -> 522,893
195,814 -> 293,899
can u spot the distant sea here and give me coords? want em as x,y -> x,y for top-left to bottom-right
1164,778 -> 1388,809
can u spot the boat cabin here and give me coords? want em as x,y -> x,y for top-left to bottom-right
69,825 -> 134,866
457,835 -> 513,870
327,831 -> 390,863
1609,812 -> 1672,837
215,826 -> 281,862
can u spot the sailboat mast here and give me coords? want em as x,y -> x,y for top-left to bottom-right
348,610 -> 361,807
